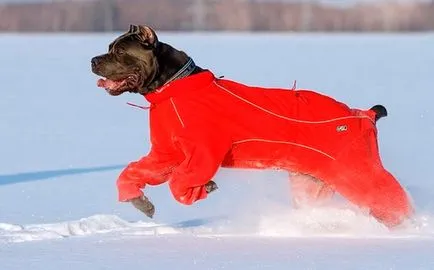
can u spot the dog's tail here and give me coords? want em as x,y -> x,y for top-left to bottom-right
370,104 -> 388,123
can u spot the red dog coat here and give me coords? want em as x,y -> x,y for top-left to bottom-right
117,71 -> 412,227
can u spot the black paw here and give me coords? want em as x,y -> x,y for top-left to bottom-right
205,180 -> 218,194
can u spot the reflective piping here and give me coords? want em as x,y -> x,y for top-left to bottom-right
233,138 -> 335,160
214,81 -> 373,124
170,98 -> 185,128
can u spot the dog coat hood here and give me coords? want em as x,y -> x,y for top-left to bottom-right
117,70 -> 412,227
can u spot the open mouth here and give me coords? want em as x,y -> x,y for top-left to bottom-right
96,77 -> 128,95
96,74 -> 140,96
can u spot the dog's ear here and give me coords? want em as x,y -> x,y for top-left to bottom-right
129,24 -> 139,33
135,25 -> 158,48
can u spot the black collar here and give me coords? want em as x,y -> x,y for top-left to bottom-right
163,57 -> 196,85
142,57 -> 197,94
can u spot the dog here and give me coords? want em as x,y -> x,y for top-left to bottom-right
91,25 -> 413,228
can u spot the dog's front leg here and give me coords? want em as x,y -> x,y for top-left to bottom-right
130,196 -> 155,218
168,133 -> 231,205
117,151 -> 181,218
205,180 -> 218,194
130,182 -> 216,218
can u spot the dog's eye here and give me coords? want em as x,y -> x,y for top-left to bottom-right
116,48 -> 126,55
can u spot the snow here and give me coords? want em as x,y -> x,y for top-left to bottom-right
0,32 -> 433,269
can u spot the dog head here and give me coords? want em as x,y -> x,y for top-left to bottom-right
91,25 -> 160,96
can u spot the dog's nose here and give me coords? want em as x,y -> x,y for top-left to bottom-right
91,57 -> 100,68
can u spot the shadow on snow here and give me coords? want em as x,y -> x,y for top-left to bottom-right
0,164 -> 125,185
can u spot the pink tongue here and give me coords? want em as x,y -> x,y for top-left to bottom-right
97,78 -> 125,90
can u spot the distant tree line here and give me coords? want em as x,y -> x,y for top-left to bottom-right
0,0 -> 433,32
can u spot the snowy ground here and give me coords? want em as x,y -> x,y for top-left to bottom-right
0,32 -> 433,269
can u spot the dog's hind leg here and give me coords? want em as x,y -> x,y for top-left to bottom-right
290,173 -> 335,208
328,164 -> 413,228
322,127 -> 413,228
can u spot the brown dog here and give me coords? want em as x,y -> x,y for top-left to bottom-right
91,25 -> 412,227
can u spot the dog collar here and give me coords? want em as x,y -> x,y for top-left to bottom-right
164,57 -> 196,86
145,71 -> 216,104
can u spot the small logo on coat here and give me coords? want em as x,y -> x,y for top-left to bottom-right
336,125 -> 348,132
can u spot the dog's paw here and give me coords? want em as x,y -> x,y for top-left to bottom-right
130,196 -> 155,218
205,180 -> 218,194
